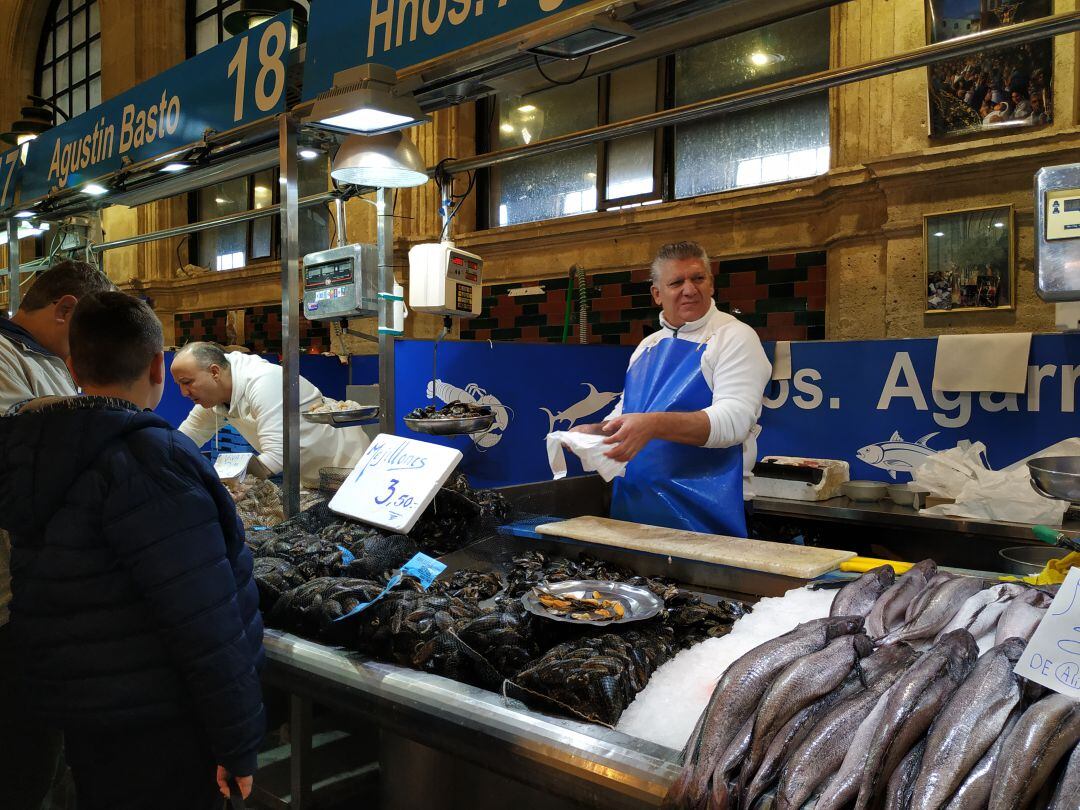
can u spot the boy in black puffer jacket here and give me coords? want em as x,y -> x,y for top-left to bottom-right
0,292 -> 265,810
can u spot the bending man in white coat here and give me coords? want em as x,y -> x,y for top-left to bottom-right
574,241 -> 771,537
172,343 -> 368,488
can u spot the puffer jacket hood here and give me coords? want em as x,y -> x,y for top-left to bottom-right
0,396 -> 156,536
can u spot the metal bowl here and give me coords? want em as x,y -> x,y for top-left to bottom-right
998,545 -> 1068,575
1027,456 -> 1080,503
521,580 -> 663,627
303,406 -> 380,427
843,480 -> 888,502
887,484 -> 931,508
404,413 -> 496,436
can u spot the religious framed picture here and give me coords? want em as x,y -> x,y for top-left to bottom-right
925,0 -> 1052,139
924,205 -> 1015,313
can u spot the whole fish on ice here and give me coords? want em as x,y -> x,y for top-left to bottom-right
857,431 -> 940,479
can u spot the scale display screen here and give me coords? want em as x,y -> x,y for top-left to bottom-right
1066,198 -> 1080,213
305,259 -> 354,288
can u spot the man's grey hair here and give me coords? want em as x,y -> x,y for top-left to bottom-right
650,241 -> 711,285
177,341 -> 230,370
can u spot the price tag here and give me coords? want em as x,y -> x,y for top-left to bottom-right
332,553 -> 446,623
214,452 -> 254,481
1015,567 -> 1080,698
328,434 -> 462,533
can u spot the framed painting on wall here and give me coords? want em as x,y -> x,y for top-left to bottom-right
926,0 -> 1052,138
925,205 -> 1015,313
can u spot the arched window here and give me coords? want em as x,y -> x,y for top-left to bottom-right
187,0 -> 310,57
35,0 -> 102,123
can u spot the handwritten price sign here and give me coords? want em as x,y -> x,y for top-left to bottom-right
328,433 -> 462,533
1016,567 -> 1080,698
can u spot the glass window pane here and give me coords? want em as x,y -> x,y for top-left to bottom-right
609,61 -> 657,122
44,35 -> 53,62
607,132 -> 655,200
89,76 -> 101,108
72,47 -> 86,83
55,93 -> 70,119
89,39 -> 100,74
89,2 -> 99,35
54,57 -> 69,91
492,78 -> 599,226
674,92 -> 829,198
57,0 -> 69,18
56,20 -> 69,53
199,177 -> 248,271
196,0 -> 217,13
72,10 -> 86,45
71,91 -> 86,118
299,158 -> 330,255
40,68 -> 53,99
196,17 -> 218,54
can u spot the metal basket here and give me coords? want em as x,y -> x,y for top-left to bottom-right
318,467 -> 353,494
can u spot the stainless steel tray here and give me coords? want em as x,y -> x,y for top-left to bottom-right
1028,456 -> 1080,503
404,413 -> 496,435
303,406 -> 380,427
521,580 -> 663,627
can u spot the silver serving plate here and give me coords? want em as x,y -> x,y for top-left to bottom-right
1028,456 -> 1080,503
404,413 -> 496,435
303,406 -> 380,427
521,580 -> 663,627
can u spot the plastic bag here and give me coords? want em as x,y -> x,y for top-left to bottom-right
546,430 -> 627,482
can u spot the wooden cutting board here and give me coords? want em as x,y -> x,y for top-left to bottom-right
535,516 -> 856,579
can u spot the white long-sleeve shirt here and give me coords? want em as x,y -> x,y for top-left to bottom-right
177,352 -> 369,487
609,303 -> 772,495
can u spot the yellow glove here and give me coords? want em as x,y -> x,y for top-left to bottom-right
1000,551 -> 1080,585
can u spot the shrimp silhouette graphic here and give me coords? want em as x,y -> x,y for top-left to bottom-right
425,379 -> 509,449
856,431 -> 940,479
539,383 -> 621,433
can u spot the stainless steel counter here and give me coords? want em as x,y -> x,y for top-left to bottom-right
262,630 -> 679,809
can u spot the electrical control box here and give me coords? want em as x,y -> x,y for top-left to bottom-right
408,242 -> 483,317
302,243 -> 378,320
1036,165 -> 1080,302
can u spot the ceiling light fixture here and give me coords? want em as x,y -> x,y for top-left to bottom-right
748,51 -> 784,67
161,162 -> 191,173
993,222 -> 1005,228
933,231 -> 945,237
224,0 -> 308,48
499,123 -> 515,134
299,148 -> 320,160
307,64 -> 429,135
517,104 -> 537,114
13,210 -> 35,219
521,15 -> 636,59
83,183 -> 109,196
0,98 -> 58,148
330,131 -> 429,188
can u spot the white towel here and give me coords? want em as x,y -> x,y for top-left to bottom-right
546,431 -> 627,482
932,333 -> 1032,394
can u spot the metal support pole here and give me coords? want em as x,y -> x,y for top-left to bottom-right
279,114 -> 301,518
289,693 -> 313,810
6,220 -> 21,316
377,188 -> 395,435
334,198 -> 348,249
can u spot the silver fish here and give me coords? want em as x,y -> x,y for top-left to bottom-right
866,560 -> 937,639
1047,742 -> 1080,810
882,577 -> 985,644
743,633 -> 873,785
937,584 -> 1024,639
993,602 -> 1046,646
989,693 -> 1080,810
854,630 -> 979,810
884,739 -> 927,810
776,646 -> 918,810
664,616 -> 865,810
908,638 -> 1025,810
832,565 -> 897,618
906,573 -> 958,623
943,708 -> 1020,810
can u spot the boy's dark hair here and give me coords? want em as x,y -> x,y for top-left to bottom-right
70,292 -> 164,386
18,260 -> 114,312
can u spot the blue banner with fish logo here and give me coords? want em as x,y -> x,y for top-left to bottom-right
394,334 -> 1080,488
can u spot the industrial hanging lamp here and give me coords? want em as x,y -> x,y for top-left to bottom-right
307,64 -> 429,136
330,132 -> 428,188
224,0 -> 308,48
0,97 -> 60,154
521,15 -> 636,59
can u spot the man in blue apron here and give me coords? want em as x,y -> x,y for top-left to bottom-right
574,241 -> 772,537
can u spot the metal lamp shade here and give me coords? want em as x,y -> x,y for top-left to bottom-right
331,132 -> 429,188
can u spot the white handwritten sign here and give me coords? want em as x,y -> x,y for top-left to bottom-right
328,433 -> 462,533
1015,567 -> 1080,699
214,452 -> 253,482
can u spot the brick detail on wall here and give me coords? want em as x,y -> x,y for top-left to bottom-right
174,305 -> 333,355
460,250 -> 827,345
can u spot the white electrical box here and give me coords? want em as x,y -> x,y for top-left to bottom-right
408,242 -> 483,317
303,243 -> 378,320
1036,165 -> 1080,302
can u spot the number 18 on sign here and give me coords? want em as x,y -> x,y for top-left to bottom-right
329,434 -> 462,533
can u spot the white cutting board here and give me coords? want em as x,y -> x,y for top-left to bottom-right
535,516 -> 855,579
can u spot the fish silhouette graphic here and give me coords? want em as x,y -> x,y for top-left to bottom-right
539,383 -> 621,433
856,431 -> 940,479
425,379 -> 509,449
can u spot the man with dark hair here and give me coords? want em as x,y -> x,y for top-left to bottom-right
0,291 -> 266,810
0,259 -> 113,810
574,241 -> 771,537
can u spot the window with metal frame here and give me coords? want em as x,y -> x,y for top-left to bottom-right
186,0 -> 326,272
483,8 -> 830,228
35,0 -> 102,123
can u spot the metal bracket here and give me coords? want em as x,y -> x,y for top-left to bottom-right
344,328 -> 379,343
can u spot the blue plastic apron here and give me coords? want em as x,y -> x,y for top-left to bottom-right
611,336 -> 747,537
